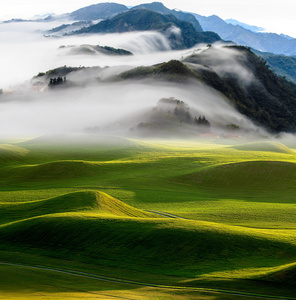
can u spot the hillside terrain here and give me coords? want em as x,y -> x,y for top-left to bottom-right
253,49 -> 296,84
3,2 -> 296,298
31,45 -> 296,134
0,136 -> 296,299
115,46 -> 296,133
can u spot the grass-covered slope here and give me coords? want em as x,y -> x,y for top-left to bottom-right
1,213 -> 296,277
230,141 -> 295,154
176,160 -> 296,193
0,144 -> 29,163
0,191 -> 155,225
1,138 -> 296,298
260,262 -> 296,286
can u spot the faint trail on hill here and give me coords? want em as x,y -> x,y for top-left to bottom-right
0,261 -> 295,300
145,210 -> 187,219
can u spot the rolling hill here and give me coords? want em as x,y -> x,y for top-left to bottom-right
1,137 -> 296,298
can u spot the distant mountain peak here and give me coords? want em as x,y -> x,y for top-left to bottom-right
70,2 -> 128,21
131,2 -> 203,32
225,18 -> 265,33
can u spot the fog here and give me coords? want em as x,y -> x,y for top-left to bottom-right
0,19 -> 281,140
0,78 -> 262,137
184,44 -> 255,85
0,20 -> 182,89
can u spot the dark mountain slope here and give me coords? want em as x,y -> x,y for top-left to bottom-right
117,46 -> 296,133
183,46 -> 296,132
252,49 -> 296,84
72,9 -> 221,50
70,2 -> 128,21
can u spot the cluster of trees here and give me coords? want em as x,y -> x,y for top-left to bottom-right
194,116 -> 210,126
49,77 -> 66,86
173,101 -> 211,130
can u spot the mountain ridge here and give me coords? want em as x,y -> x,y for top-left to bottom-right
70,9 -> 221,50
194,13 -> 296,56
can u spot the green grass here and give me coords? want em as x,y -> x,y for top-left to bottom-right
229,141 -> 296,154
0,136 -> 296,298
0,191 -> 156,225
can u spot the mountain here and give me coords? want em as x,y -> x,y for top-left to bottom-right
225,18 -> 265,33
33,46 -> 296,133
116,46 -> 296,133
193,14 -> 296,56
131,2 -> 203,32
71,9 -> 221,50
69,2 -> 128,21
46,21 -> 92,36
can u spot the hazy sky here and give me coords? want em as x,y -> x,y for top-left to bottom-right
1,0 -> 296,37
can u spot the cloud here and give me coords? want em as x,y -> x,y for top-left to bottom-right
0,20 -> 179,89
184,44 -> 255,85
0,21 -> 266,138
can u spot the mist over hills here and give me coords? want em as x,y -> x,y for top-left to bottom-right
17,1 -> 296,59
114,46 -> 296,133
2,2 -> 296,137
27,45 -> 296,135
5,1 -> 296,58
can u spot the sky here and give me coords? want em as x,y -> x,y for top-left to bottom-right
1,0 -> 296,37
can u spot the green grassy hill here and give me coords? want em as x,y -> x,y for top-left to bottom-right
0,144 -> 29,163
230,141 -> 295,154
177,160 -> 296,192
1,212 -> 296,277
1,137 -> 296,298
0,191 -> 155,225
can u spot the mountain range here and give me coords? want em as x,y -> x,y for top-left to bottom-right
71,9 -> 220,50
42,2 -> 296,60
5,2 -> 296,57
33,45 -> 296,134
194,14 -> 296,56
5,1 -> 296,134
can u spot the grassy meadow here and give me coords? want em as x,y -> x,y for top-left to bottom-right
1,135 -> 296,299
